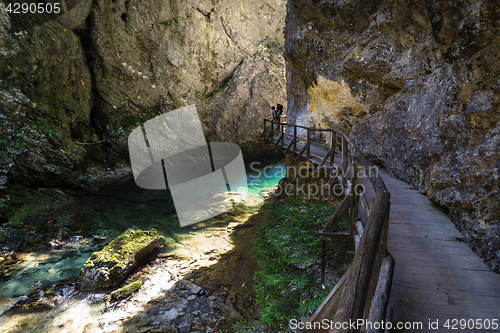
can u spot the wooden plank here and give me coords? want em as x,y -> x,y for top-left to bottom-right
304,271 -> 350,333
332,190 -> 391,333
388,218 -> 454,226
387,237 -> 472,254
341,136 -> 348,191
319,231 -> 353,241
388,209 -> 453,222
321,196 -> 351,233
360,193 -> 370,218
355,221 -> 364,237
367,254 -> 395,333
390,302 -> 500,331
284,138 -> 294,153
388,194 -> 439,205
330,131 -> 336,167
390,286 -> 500,308
281,120 -> 285,147
297,143 -> 308,160
390,265 -> 500,295
293,125 -> 297,152
349,157 -> 360,236
358,205 -> 368,228
388,223 -> 464,241
306,128 -> 311,160
363,198 -> 390,321
389,203 -> 450,214
319,147 -> 334,168
275,133 -> 284,146
390,251 -> 489,271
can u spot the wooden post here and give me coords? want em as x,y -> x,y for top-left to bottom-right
330,131 -> 336,167
306,128 -> 311,160
341,135 -> 348,193
366,254 -> 395,333
264,119 -> 267,140
332,190 -> 391,333
293,125 -> 297,152
270,119 -> 274,142
281,121 -> 285,147
363,199 -> 391,321
350,157 -> 360,236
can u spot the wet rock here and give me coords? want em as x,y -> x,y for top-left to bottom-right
157,252 -> 176,259
78,228 -> 164,289
106,279 -> 144,303
79,244 -> 93,253
136,317 -> 150,327
60,248 -> 77,259
18,297 -> 56,312
91,234 -> 107,245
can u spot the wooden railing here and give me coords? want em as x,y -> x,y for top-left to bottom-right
260,118 -> 394,333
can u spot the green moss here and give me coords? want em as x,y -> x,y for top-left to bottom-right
44,289 -> 56,297
105,279 -> 144,303
4,185 -> 55,228
119,115 -> 145,128
348,47 -> 360,59
80,227 -> 164,288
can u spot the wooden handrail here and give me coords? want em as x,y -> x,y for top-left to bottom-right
261,118 -> 392,333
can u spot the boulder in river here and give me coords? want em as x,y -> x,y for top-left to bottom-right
78,228 -> 164,289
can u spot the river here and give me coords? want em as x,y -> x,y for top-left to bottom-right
0,155 -> 285,332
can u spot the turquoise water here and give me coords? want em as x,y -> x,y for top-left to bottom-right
245,157 -> 286,200
0,155 -> 285,300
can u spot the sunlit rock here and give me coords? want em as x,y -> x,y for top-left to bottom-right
78,228 -> 164,289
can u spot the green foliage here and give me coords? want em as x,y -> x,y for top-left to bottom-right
34,124 -> 64,138
203,78 -> 230,101
231,321 -> 266,332
268,55 -> 279,67
257,36 -> 284,55
0,122 -> 63,165
1,74 -> 20,87
252,198 -> 342,328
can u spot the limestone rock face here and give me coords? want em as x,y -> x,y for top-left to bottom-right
86,0 -> 287,155
169,49 -> 288,156
79,228 -> 164,290
0,3 -> 95,188
285,0 -> 500,270
0,0 -> 286,188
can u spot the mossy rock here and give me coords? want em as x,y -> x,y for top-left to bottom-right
78,227 -> 164,290
105,279 -> 143,303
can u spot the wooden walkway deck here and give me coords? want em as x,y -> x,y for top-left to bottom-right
271,133 -> 500,332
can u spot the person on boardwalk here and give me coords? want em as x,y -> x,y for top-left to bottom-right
275,104 -> 283,130
271,106 -> 278,130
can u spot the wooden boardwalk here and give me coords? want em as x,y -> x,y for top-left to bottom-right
270,133 -> 500,332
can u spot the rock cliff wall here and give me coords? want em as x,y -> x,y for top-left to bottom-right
285,0 -> 499,270
0,0 -> 286,191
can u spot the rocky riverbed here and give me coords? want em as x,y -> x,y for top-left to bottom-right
0,201 -> 267,333
0,156 -> 287,332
